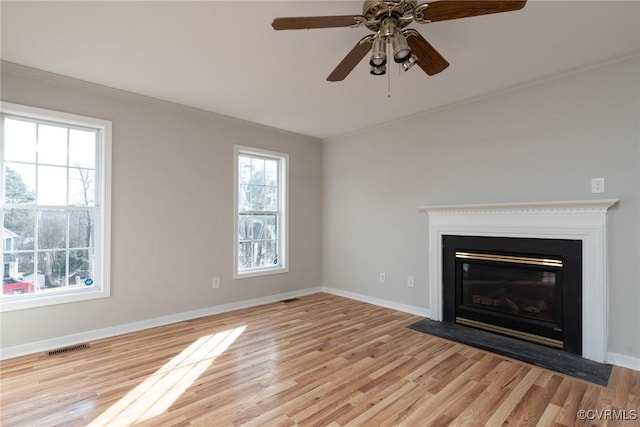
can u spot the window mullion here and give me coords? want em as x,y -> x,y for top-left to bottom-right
239,210 -> 278,215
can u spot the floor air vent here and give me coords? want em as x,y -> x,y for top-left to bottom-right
47,343 -> 90,356
280,298 -> 301,303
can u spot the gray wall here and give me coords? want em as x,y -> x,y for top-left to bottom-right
0,64 -> 323,349
323,59 -> 640,360
2,59 -> 638,362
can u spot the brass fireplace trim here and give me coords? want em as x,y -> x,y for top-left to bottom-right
456,317 -> 564,349
455,251 -> 563,268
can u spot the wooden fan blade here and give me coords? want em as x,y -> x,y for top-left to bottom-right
327,38 -> 372,82
406,31 -> 449,76
420,1 -> 526,23
272,15 -> 364,30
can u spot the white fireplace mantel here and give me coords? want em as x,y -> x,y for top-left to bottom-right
418,199 -> 618,363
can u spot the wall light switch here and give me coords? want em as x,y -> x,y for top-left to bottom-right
591,178 -> 605,193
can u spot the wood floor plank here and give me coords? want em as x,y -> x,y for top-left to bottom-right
505,374 -> 563,426
447,381 -> 512,426
535,403 -> 561,427
1,293 -> 638,426
554,380 -> 588,426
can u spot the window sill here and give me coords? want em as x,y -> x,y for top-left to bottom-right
0,287 -> 110,312
234,266 -> 289,280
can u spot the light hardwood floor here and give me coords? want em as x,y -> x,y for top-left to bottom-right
1,293 -> 638,426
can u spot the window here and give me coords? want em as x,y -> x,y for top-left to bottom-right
234,145 -> 288,278
1,102 -> 111,311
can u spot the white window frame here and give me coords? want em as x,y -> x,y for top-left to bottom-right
0,102 -> 112,312
233,145 -> 288,279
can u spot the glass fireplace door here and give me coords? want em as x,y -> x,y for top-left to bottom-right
455,251 -> 564,348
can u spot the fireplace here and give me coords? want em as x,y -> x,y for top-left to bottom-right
419,200 -> 617,363
442,235 -> 582,355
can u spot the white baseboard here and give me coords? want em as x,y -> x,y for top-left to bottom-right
607,351 -> 640,372
322,286 -> 430,318
0,287 -> 322,360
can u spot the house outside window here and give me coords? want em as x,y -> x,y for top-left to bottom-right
234,145 -> 288,278
1,102 -> 111,311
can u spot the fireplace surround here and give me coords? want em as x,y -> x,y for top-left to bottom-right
419,200 -> 618,363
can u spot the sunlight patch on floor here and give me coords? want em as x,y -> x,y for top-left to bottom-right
88,326 -> 246,426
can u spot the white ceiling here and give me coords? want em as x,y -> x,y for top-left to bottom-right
1,1 -> 639,140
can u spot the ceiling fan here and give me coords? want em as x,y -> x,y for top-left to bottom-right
272,0 -> 527,81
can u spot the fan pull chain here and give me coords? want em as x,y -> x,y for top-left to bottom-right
387,41 -> 391,98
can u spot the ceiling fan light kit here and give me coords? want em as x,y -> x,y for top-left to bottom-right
402,54 -> 419,71
272,0 -> 527,82
391,31 -> 412,63
370,36 -> 387,66
370,64 -> 387,76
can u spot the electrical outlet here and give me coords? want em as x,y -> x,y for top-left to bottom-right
379,273 -> 386,284
591,178 -> 605,193
212,277 -> 220,289
407,276 -> 415,288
